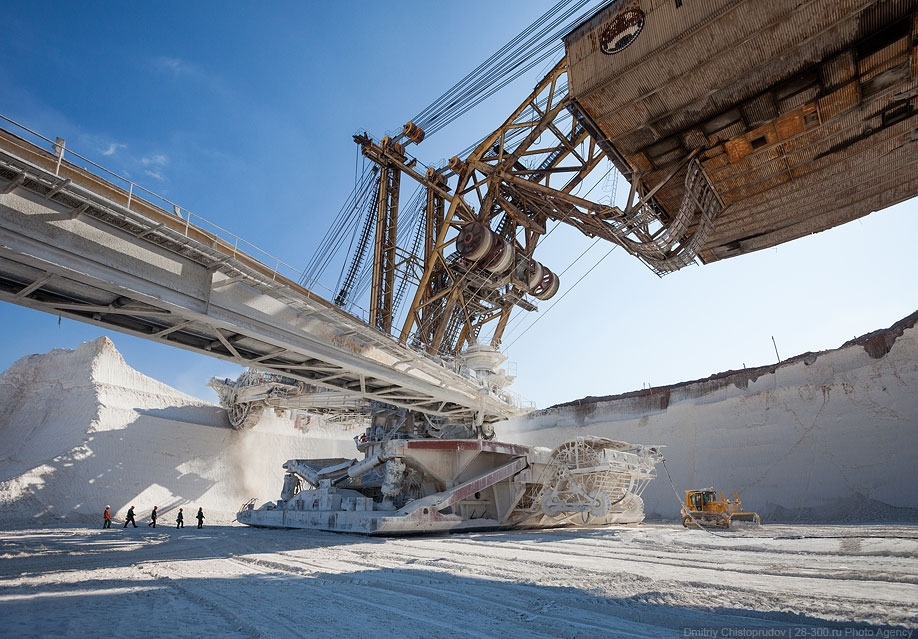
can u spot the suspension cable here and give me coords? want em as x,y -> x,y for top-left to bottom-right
409,0 -> 612,138
503,243 -> 617,350
300,163 -> 377,287
302,0 -> 616,339
501,163 -> 620,346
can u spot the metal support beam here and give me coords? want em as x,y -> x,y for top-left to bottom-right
0,129 -> 525,426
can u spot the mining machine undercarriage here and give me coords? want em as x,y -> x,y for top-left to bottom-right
237,409 -> 663,535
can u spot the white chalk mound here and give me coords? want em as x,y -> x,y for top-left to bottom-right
0,337 -> 354,525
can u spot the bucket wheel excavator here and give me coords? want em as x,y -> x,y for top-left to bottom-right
230,0 -> 918,534
228,2 -> 684,533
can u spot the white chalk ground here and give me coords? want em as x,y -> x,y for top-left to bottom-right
0,336 -> 916,636
0,523 -> 915,638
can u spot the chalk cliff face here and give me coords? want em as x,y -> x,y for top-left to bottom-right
501,312 -> 918,522
0,337 -> 355,524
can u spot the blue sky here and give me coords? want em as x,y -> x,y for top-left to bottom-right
1,1 -> 916,409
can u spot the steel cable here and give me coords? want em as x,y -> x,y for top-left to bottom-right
410,0 -> 611,138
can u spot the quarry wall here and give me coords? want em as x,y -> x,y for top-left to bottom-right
501,312 -> 918,522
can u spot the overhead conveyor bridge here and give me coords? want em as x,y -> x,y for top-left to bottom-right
0,125 -> 526,428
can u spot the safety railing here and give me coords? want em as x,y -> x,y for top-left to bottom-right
0,112 -> 332,297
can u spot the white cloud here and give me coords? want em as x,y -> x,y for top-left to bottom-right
141,154 -> 168,167
153,56 -> 196,78
139,154 -> 168,180
102,142 -> 125,156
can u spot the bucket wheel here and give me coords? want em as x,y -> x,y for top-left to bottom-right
578,490 -> 613,524
228,400 -> 265,430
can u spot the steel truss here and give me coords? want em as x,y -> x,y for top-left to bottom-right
355,58 -> 722,359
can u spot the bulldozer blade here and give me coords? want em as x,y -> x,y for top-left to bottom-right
728,512 -> 761,528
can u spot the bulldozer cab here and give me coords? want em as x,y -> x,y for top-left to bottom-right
702,490 -> 718,511
688,491 -> 704,511
686,489 -> 721,513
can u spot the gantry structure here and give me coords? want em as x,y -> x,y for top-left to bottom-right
1,0 -> 916,430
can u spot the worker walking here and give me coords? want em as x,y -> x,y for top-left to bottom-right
147,505 -> 158,528
123,505 -> 137,528
103,505 -> 112,529
176,508 -> 184,529
195,507 -> 205,529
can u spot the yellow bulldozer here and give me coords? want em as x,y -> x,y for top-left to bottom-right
681,487 -> 760,529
